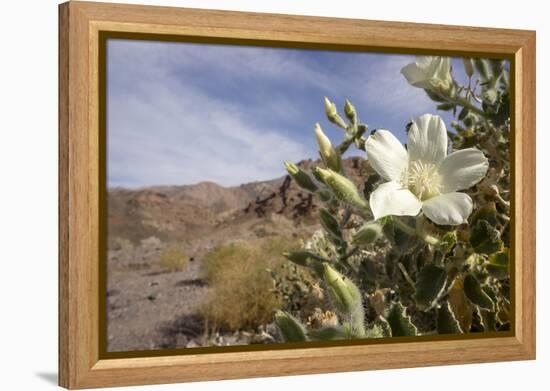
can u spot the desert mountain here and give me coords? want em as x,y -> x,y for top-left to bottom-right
107,157 -> 370,247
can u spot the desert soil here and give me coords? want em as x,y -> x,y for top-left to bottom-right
106,158 -> 368,352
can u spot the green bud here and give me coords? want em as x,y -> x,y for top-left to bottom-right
473,58 -> 492,82
343,99 -> 357,124
482,88 -> 498,105
323,263 -> 362,314
323,263 -> 365,335
311,166 -> 326,184
319,208 -> 342,241
315,123 -> 342,172
283,251 -> 324,276
282,250 -> 315,267
463,58 -> 474,78
275,311 -> 307,342
315,168 -> 369,211
284,161 -> 318,193
352,221 -> 382,245
323,97 -> 348,129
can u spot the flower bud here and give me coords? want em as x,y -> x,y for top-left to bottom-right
284,161 -> 318,193
282,251 -> 324,276
282,250 -> 314,267
323,97 -> 348,129
343,99 -> 357,124
275,311 -> 307,342
315,123 -> 342,172
352,221 -> 382,245
315,168 -> 369,211
463,58 -> 474,78
323,263 -> 363,322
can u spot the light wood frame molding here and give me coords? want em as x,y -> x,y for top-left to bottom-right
59,1 -> 536,389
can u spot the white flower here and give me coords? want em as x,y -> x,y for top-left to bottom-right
401,56 -> 453,92
365,114 -> 488,225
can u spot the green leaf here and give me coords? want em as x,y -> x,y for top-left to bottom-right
414,264 -> 448,310
448,276 -> 474,332
307,326 -> 348,341
424,88 -> 447,103
439,231 -> 457,254
458,106 -> 470,121
275,311 -> 308,342
470,202 -> 498,226
487,249 -> 509,279
437,103 -> 456,111
478,308 -> 497,331
386,302 -> 418,337
470,219 -> 503,254
463,274 -> 495,311
436,301 -> 464,334
319,208 -> 343,243
382,217 -> 418,254
365,317 -> 392,338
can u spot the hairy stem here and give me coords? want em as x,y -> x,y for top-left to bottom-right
392,216 -> 441,247
397,262 -> 416,290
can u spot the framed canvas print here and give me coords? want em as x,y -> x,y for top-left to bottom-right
58,1 -> 536,389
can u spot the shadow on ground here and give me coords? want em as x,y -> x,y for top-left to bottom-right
35,372 -> 57,385
155,313 -> 205,349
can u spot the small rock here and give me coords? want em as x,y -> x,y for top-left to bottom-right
186,340 -> 199,348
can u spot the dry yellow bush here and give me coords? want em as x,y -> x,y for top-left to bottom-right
200,237 -> 298,331
159,248 -> 188,271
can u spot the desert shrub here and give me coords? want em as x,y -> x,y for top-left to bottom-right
158,248 -> 188,271
276,57 -> 512,341
200,237 -> 300,331
109,236 -> 134,252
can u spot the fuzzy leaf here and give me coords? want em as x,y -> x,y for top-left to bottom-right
448,276 -> 474,332
319,208 -> 343,243
386,302 -> 418,337
436,301 -> 463,334
307,326 -> 348,341
470,219 -> 503,254
463,274 -> 495,311
478,308 -> 497,331
275,311 -> 308,342
487,249 -> 509,279
437,103 -> 456,112
471,202 -> 498,225
366,317 -> 392,338
383,217 -> 418,254
414,264 -> 447,309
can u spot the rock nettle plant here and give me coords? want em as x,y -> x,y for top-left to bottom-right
275,56 -> 511,341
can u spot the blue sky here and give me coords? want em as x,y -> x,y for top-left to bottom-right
107,39 -> 469,188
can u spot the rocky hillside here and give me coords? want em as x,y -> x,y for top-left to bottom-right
108,157 -> 370,247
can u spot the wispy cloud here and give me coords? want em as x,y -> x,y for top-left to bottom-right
107,40 -> 461,189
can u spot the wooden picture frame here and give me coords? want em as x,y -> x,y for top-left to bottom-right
59,1 -> 536,389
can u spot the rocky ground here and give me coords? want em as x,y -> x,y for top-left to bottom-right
106,158 -> 368,352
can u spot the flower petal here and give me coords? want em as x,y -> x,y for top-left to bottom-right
434,57 -> 452,85
422,192 -> 473,225
438,148 -> 489,192
370,181 -> 422,220
401,62 -> 431,89
365,130 -> 408,181
407,114 -> 448,165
